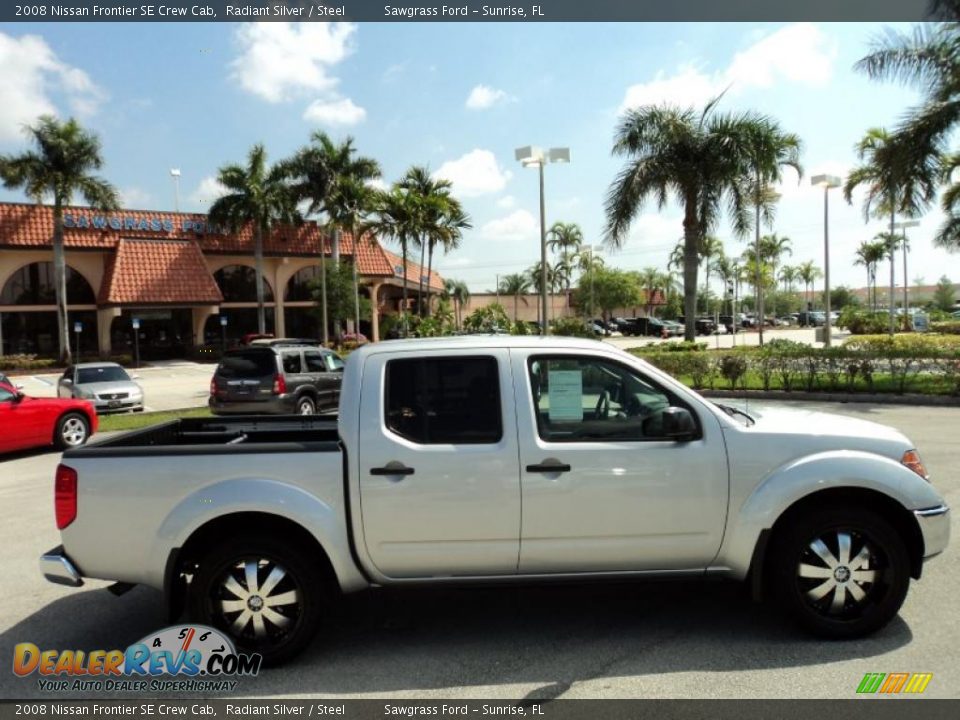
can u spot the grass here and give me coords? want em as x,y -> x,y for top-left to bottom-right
673,371 -> 957,395
96,406 -> 211,433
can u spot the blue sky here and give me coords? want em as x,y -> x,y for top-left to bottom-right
1,20 -> 956,294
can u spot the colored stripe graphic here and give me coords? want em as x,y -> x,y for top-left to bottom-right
903,673 -> 933,694
880,672 -> 910,694
857,673 -> 885,694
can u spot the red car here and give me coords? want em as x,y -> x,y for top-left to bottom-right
0,382 -> 98,455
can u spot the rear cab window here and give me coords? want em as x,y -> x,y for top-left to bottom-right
384,356 -> 502,444
217,351 -> 277,378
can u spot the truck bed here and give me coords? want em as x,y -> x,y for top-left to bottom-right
66,414 -> 341,457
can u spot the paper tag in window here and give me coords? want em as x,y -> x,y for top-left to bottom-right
548,370 -> 583,421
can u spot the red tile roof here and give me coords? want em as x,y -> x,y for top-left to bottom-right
98,239 -> 223,306
0,202 -> 443,285
381,247 -> 445,291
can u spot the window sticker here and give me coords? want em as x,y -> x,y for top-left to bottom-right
547,369 -> 583,421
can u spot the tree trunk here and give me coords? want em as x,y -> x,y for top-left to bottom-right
332,228 -> 342,343
401,239 -> 410,336
425,243 -> 436,318
417,235 -> 426,317
351,223 -> 361,336
682,199 -> 699,342
52,200 -> 72,365
320,240 -> 329,346
254,225 -> 266,335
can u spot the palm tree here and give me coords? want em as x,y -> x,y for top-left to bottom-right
527,262 -> 560,323
778,264 -> 798,295
443,279 -> 471,329
0,116 -> 119,363
844,127 -> 937,333
698,235 -> 724,314
208,144 -> 299,336
604,100 -> 800,341
637,267 -> 666,317
854,9 -> 960,246
796,261 -> 823,308
853,240 -> 887,311
499,273 -> 531,321
369,187 -> 420,335
547,221 -> 583,253
307,135 -> 381,339
423,198 -> 471,317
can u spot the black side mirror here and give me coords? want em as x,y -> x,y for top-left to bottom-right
660,407 -> 697,441
13,391 -> 25,403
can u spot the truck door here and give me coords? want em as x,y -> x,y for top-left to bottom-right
513,351 -> 729,574
357,350 -> 521,578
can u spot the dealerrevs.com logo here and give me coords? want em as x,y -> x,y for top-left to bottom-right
13,625 -> 261,692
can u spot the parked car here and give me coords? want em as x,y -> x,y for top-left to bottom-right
677,317 -> 718,335
57,362 -> 144,414
0,381 -> 97,454
209,341 -> 345,416
43,337 -> 950,665
661,320 -> 684,337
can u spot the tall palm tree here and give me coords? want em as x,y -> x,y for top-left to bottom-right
604,99 -> 800,341
443,278 -> 471,329
698,235 -> 724,314
546,221 -> 584,281
208,144 -> 299,335
844,127 -> 937,332
778,264 -> 798,295
308,135 -> 381,339
499,273 -> 531,321
853,240 -> 887,311
423,198 -> 471,317
369,187 -> 420,335
796,261 -> 823,308
855,7 -> 959,246
0,116 -> 119,363
636,267 -> 666,317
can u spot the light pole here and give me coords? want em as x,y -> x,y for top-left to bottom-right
811,174 -> 841,347
753,187 -> 780,347
170,168 -> 181,213
515,146 -> 570,335
893,220 -> 920,329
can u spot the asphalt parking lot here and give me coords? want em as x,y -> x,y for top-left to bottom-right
0,401 -> 955,700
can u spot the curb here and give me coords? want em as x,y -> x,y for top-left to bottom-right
699,389 -> 960,407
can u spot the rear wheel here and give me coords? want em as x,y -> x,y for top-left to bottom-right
187,536 -> 327,665
769,507 -> 910,638
296,396 -> 316,415
54,412 -> 90,450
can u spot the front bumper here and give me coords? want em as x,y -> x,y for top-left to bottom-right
40,546 -> 84,587
915,505 -> 950,560
91,398 -> 144,413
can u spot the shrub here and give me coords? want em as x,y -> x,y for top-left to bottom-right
0,354 -> 58,371
838,308 -> 889,335
550,317 -> 595,338
464,304 -> 512,334
930,321 -> 960,335
719,354 -> 747,389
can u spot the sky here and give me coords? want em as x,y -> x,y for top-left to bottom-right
1,20 -> 957,295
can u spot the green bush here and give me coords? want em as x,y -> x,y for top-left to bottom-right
550,317 -> 595,338
719,354 -> 747,389
0,354 -> 58,371
464,304 -> 512,334
930,321 -> 960,335
838,308 -> 889,335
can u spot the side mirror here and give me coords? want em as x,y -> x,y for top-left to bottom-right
660,407 -> 697,441
62,378 -> 73,385
14,391 -> 25,403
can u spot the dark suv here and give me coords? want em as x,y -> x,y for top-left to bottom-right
209,342 -> 345,416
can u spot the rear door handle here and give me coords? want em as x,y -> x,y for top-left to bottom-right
370,461 -> 415,476
526,459 -> 571,473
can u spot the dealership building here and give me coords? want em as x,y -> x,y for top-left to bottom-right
0,202 -> 442,359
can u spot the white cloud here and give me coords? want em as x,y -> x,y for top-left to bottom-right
434,149 -> 512,197
626,213 -> 684,247
496,195 -> 516,209
0,32 -> 105,142
619,23 -> 836,113
465,84 -> 511,110
230,22 -> 356,103
303,97 -> 366,126
481,210 -> 538,241
190,176 -> 228,206
119,187 -> 152,208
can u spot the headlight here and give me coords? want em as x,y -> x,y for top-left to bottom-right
77,389 -> 95,400
901,449 -> 929,481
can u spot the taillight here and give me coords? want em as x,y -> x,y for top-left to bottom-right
272,374 -> 286,394
209,377 -> 217,396
901,449 -> 929,481
55,464 -> 77,529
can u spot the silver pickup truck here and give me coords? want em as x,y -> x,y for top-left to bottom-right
41,337 -> 950,664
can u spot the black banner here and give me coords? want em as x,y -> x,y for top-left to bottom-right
0,0 -> 937,23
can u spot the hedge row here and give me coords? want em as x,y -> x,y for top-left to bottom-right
630,338 -> 960,395
0,354 -> 134,372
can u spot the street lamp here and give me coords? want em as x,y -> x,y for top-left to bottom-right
515,145 -> 570,335
170,168 -> 181,213
811,174 -> 842,347
893,220 -> 920,328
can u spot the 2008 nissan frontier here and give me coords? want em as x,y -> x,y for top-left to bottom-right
41,337 -> 950,663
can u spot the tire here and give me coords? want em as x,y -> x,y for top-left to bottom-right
54,412 -> 91,450
769,506 -> 910,639
187,536 -> 327,666
296,396 -> 316,415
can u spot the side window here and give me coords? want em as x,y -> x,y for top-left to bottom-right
303,351 -> 326,373
385,356 -> 502,445
0,386 -> 15,403
281,351 -> 303,374
528,356 -> 689,442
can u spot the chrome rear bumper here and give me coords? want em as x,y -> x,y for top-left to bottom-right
40,546 -> 84,587
915,505 -> 950,560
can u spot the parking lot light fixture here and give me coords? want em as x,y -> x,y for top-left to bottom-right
515,145 -> 570,335
811,174 -> 841,347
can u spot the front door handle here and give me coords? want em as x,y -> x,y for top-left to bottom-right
370,461 -> 415,476
526,459 -> 571,473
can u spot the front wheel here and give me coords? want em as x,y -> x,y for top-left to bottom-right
187,536 -> 327,665
54,412 -> 91,450
769,507 -> 910,639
